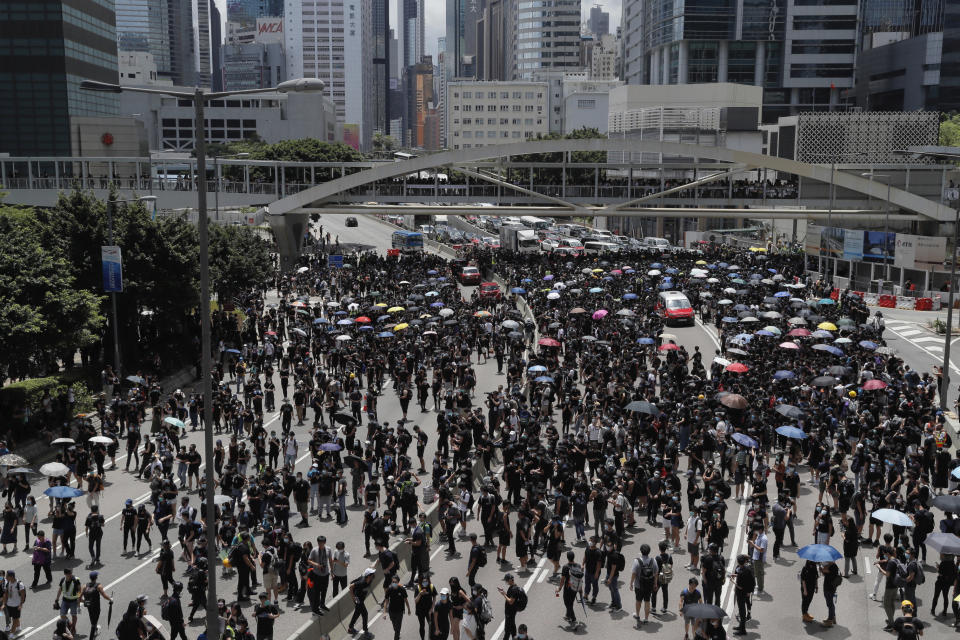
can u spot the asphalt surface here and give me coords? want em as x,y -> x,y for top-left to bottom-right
13,215 -> 955,640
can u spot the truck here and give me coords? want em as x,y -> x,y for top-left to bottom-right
391,230 -> 424,253
402,214 -> 434,230
499,226 -> 539,254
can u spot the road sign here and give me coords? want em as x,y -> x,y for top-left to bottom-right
328,254 -> 344,268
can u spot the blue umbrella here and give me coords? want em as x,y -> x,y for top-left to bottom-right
818,298 -> 836,305
623,293 -> 638,300
377,331 -> 395,338
665,267 -> 678,274
774,291 -> 790,298
44,486 -> 85,499
334,310 -> 348,316
733,304 -> 749,311
320,443 -> 342,452
755,330 -> 775,337
776,426 -> 808,440
436,276 -> 447,281
521,278 -> 533,283
773,370 -> 796,380
813,344 -> 844,356
650,263 -> 663,269
707,264 -> 717,269
164,416 -> 186,429
224,348 -> 241,354
732,333 -> 753,342
718,262 -> 729,268
430,301 -> 445,308
425,291 -> 440,297
859,340 -> 878,350
528,365 -> 548,372
797,544 -> 842,562
313,317 -> 328,324
358,325 -> 374,331
721,316 -> 739,323
543,274 -> 554,281
637,337 -> 655,345
731,433 -> 758,448
337,319 -> 353,325
811,330 -> 833,339
658,282 -> 672,289
427,270 -> 438,275
534,376 -> 554,383
377,315 -> 391,322
589,287 -> 603,293
512,287 -> 527,294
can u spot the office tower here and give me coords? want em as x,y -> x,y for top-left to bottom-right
478,0 -> 510,80
407,56 -> 434,147
0,0 -> 120,155
446,0 -> 484,79
227,0 -> 284,26
513,0 -> 581,78
372,0 -> 390,134
116,0 -> 212,87
401,0 -> 425,68
437,38 -> 448,147
621,0 -> 860,122
210,1 -> 222,90
286,0 -> 374,150
588,5 -> 610,37
944,1 -> 960,111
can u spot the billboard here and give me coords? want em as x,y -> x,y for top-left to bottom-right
894,234 -> 947,269
256,18 -> 283,43
820,226 -> 845,259
861,231 -> 896,263
342,124 -> 360,150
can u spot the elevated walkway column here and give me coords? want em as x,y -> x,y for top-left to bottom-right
267,212 -> 311,272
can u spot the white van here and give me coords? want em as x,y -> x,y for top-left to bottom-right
583,240 -> 620,255
642,237 -> 671,250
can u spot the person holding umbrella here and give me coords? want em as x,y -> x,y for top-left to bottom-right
819,560 -> 841,627
931,551 -> 957,617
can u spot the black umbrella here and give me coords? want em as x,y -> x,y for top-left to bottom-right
932,495 -> 960,512
775,404 -> 805,419
827,366 -> 851,377
443,319 -> 458,326
332,413 -> 357,426
625,400 -> 659,415
108,591 -> 114,624
682,603 -> 727,619
812,376 -> 839,387
343,455 -> 366,470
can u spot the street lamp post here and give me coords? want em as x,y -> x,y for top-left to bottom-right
82,77 -> 325,640
105,195 -> 156,383
862,172 -> 894,281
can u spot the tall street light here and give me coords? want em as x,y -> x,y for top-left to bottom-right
861,172 -> 894,281
105,195 -> 157,384
893,149 -> 960,409
82,77 -> 325,640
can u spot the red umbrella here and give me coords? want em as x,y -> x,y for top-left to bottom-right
787,328 -> 811,337
725,362 -> 750,373
659,343 -> 679,351
265,331 -> 277,336
355,316 -> 372,323
863,379 -> 888,391
538,337 -> 561,347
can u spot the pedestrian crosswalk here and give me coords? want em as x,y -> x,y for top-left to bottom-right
886,323 -> 945,353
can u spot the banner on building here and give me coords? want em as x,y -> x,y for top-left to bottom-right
101,246 -> 123,292
861,231 -> 896,263
894,233 -> 947,269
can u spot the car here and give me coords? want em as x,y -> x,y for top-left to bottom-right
345,216 -> 358,227
657,291 -> 695,326
479,281 -> 502,300
552,246 -> 581,258
459,266 -> 482,285
481,236 -> 500,249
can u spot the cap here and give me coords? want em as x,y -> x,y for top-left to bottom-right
259,592 -> 269,599
504,574 -> 514,582
137,595 -> 148,603
363,568 -> 376,578
440,587 -> 450,595
901,600 -> 914,608
89,571 -> 99,579
126,499 -> 133,505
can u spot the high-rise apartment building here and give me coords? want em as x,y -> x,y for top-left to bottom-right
285,0 -> 374,150
514,0 -> 581,78
622,0 -> 858,122
588,5 -> 610,37
0,0 -> 120,156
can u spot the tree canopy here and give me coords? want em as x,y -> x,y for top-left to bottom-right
940,113 -> 960,147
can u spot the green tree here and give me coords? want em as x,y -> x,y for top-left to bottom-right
209,225 -> 273,304
0,207 -> 104,379
940,113 -> 960,147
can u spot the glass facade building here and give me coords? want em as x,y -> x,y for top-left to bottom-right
515,0 -> 581,78
0,0 -> 119,156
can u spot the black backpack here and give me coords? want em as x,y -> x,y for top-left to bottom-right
476,547 -> 488,567
514,588 -> 528,612
712,556 -> 726,585
639,557 -> 656,586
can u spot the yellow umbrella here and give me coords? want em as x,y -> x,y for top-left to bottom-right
387,306 -> 405,313
592,268 -> 604,273
749,246 -> 767,252
695,260 -> 708,265
818,322 -> 838,331
374,302 -> 387,307
394,322 -> 409,330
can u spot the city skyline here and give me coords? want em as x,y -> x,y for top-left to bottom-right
213,0 -> 622,62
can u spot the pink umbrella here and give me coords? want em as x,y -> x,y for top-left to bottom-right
538,337 -> 561,347
863,379 -> 888,391
779,342 -> 800,350
659,343 -> 679,351
610,269 -> 623,275
592,309 -> 609,320
787,328 -> 811,337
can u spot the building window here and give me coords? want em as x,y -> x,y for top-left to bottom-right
688,41 -> 719,83
577,99 -> 596,109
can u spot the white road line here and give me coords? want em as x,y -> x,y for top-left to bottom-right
864,557 -> 871,574
720,497 -> 749,631
489,558 -> 547,640
898,329 -> 922,337
913,336 -> 945,344
16,627 -> 35,637
927,346 -> 944,353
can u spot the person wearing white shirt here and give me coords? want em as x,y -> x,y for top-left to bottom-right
685,512 -> 703,570
749,526 -> 768,593
284,436 -> 298,468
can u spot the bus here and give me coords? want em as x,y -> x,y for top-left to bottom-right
392,230 -> 424,253
519,216 -> 552,231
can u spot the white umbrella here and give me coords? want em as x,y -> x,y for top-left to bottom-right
648,269 -> 661,276
39,462 -> 70,477
51,438 -> 75,445
659,333 -> 677,340
713,357 -> 731,367
718,299 -> 733,305
872,508 -> 913,527
297,266 -> 309,273
325,301 -> 340,307
707,277 -> 720,283
335,334 -> 352,341
547,292 -> 560,300
616,309 -> 635,316
439,308 -> 455,317
88,436 -> 114,445
502,320 -> 520,329
212,494 -> 233,506
291,328 -> 307,336
723,287 -> 736,294
347,302 -> 360,311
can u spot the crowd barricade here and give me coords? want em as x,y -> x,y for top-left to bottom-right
863,293 -> 879,306
878,294 -> 896,308
915,297 -> 933,311
894,296 -> 916,310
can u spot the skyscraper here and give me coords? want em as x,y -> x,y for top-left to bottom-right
0,0 -> 120,155
478,0 -> 510,80
621,0 -> 858,122
372,0 -> 391,134
286,0 -> 374,149
227,0 -> 284,26
116,0 -> 211,86
401,0 -> 425,68
588,5 -> 610,37
446,0 -> 484,79
513,0 -> 581,78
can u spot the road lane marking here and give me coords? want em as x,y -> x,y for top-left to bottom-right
913,336 -> 944,343
864,557 -> 871,574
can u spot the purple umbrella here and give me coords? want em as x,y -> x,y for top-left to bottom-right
320,442 -> 342,452
592,309 -> 609,320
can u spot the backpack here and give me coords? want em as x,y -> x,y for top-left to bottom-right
160,595 -> 172,621
897,619 -> 920,640
615,553 -> 626,573
712,556 -> 726,585
514,588 -> 528,612
827,571 -> 843,591
478,592 -> 495,624
917,511 -> 935,536
476,547 -> 488,568
228,543 -> 244,566
566,564 -> 584,592
912,561 -> 926,585
639,557 -> 656,586
659,557 -> 674,585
